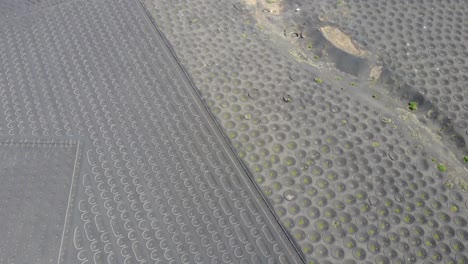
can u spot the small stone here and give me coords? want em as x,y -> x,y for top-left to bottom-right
283,190 -> 297,201
330,105 -> 340,113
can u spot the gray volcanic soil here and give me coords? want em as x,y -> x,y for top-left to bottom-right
0,0 -> 304,263
144,0 -> 468,263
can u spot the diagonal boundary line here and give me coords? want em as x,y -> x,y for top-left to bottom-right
135,1 -> 306,263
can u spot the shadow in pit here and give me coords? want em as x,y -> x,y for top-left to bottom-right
299,21 -> 466,152
298,23 -> 370,77
379,66 -> 467,150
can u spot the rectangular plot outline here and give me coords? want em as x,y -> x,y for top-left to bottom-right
0,138 -> 83,264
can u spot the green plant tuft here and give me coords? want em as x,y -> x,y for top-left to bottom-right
437,163 -> 447,172
408,101 -> 418,111
314,77 -> 323,84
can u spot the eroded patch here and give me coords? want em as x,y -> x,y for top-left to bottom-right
252,0 -> 283,14
320,26 -> 368,58
397,109 -> 468,189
